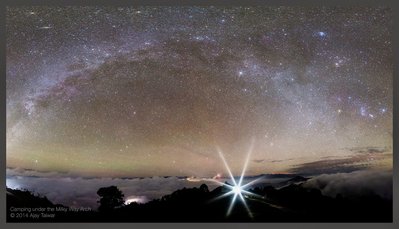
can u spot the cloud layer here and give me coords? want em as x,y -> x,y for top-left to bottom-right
289,152 -> 391,175
303,170 -> 392,199
6,174 -> 218,209
7,167 -> 392,209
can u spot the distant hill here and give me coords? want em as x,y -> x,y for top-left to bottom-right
247,175 -> 310,189
275,175 -> 310,188
7,188 -> 59,208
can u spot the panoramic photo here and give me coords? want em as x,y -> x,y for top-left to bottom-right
6,6 -> 392,222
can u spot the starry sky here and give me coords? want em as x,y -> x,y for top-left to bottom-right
6,6 -> 393,179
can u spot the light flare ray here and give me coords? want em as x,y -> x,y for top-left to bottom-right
212,140 -> 261,218
238,138 -> 255,186
227,193 -> 238,216
217,146 -> 237,186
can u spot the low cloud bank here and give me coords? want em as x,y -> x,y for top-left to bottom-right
303,170 -> 392,199
6,175 -> 220,209
7,168 -> 392,209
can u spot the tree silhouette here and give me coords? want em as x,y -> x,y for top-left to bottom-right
97,186 -> 124,212
200,184 -> 209,192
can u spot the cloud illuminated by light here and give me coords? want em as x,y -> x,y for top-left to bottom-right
124,195 -> 148,205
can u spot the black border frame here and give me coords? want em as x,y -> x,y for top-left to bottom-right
1,0 -> 397,228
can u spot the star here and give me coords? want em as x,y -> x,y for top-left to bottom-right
317,31 -> 327,37
38,26 -> 53,30
210,140 -> 263,218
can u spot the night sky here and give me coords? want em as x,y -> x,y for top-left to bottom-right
6,7 -> 392,179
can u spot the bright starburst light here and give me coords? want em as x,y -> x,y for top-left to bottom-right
210,139 -> 264,218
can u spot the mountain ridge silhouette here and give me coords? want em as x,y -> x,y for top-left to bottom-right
6,176 -> 392,222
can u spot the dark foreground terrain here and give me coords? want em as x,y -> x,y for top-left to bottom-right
7,177 -> 392,222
